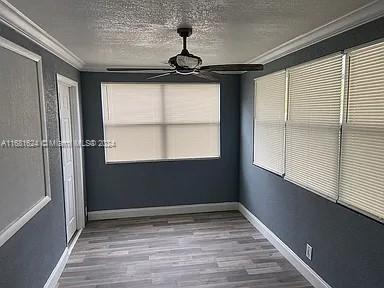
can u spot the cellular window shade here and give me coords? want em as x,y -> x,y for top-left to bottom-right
339,42 -> 384,220
163,84 -> 219,123
286,54 -> 343,200
103,84 -> 164,162
254,71 -> 286,175
163,84 -> 220,159
104,84 -> 163,124
102,83 -> 220,162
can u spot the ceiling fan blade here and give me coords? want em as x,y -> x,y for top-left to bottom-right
199,64 -> 264,72
194,71 -> 220,81
146,72 -> 175,80
106,67 -> 174,72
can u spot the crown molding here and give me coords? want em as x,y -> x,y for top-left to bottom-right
0,0 -> 85,69
248,0 -> 384,65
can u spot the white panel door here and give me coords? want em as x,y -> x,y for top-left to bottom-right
58,82 -> 77,242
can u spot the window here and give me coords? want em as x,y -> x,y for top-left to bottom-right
285,54 -> 344,200
253,71 -> 286,175
101,83 -> 220,163
339,42 -> 384,220
252,40 -> 384,222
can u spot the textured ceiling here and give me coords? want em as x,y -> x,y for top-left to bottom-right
9,0 -> 373,68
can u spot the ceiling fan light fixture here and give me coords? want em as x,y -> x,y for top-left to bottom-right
175,54 -> 202,69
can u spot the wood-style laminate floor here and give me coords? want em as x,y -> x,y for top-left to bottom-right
58,211 -> 312,288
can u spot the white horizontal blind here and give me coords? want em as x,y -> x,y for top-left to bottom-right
339,42 -> 384,220
286,54 -> 343,200
253,71 -> 286,175
101,83 -> 220,162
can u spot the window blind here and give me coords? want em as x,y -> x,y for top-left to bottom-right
101,83 -> 220,162
339,42 -> 384,220
103,84 -> 164,161
285,54 -> 343,200
163,84 -> 220,159
253,71 -> 286,175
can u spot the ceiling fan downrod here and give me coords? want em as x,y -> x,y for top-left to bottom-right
177,27 -> 192,54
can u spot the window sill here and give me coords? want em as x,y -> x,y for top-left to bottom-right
105,156 -> 221,165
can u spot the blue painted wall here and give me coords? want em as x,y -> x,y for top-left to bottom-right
239,17 -> 384,288
0,23 -> 81,288
81,73 -> 240,211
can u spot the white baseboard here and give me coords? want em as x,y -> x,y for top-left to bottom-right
88,202 -> 239,221
238,203 -> 332,288
43,247 -> 68,288
44,229 -> 82,288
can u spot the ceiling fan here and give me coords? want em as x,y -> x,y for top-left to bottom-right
106,27 -> 264,80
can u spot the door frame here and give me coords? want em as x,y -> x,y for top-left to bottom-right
57,74 -> 86,240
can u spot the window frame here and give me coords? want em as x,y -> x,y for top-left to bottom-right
252,70 -> 288,176
284,52 -> 346,202
336,39 -> 384,223
100,82 -> 221,164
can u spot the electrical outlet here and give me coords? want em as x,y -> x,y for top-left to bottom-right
306,244 -> 313,260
